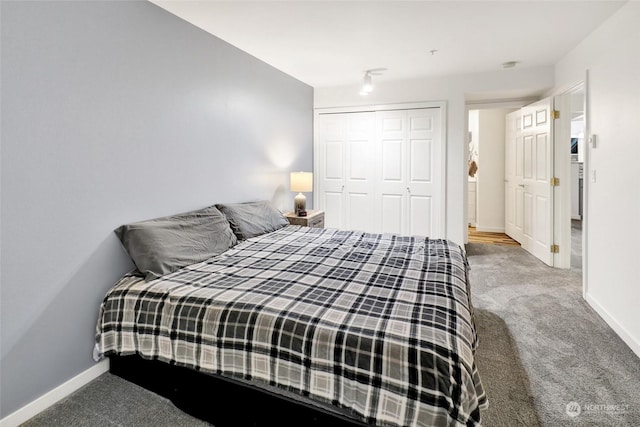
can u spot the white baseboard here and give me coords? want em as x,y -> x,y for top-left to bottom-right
586,293 -> 640,359
0,359 -> 109,427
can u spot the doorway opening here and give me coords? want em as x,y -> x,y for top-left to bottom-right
465,87 -> 586,273
466,107 -> 518,246
563,85 -> 585,274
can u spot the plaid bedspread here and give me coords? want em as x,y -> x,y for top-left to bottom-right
95,226 -> 487,426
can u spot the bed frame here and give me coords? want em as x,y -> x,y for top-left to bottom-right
109,354 -> 369,427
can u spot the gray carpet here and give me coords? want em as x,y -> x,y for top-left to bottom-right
474,309 -> 541,426
467,242 -> 640,426
20,373 -> 211,427
571,219 -> 582,272
21,243 -> 640,426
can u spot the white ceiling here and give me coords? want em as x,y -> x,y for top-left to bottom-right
150,0 -> 625,88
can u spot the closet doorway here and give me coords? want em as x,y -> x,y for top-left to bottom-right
314,102 -> 446,238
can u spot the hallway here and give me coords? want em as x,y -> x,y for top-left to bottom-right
468,227 -> 520,246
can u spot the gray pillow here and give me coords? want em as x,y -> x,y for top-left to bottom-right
215,200 -> 289,240
114,205 -> 237,281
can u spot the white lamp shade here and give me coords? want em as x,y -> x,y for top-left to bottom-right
290,172 -> 313,193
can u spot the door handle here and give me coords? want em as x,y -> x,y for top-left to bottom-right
518,184 -> 525,188
406,187 -> 411,194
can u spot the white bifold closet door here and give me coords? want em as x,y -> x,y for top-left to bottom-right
316,107 -> 443,238
315,112 -> 376,232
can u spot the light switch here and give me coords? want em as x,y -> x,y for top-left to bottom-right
590,134 -> 597,148
591,170 -> 597,183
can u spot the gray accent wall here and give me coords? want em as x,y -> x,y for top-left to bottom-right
1,0 -> 312,417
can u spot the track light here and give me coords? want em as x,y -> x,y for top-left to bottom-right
359,68 -> 386,96
361,73 -> 373,94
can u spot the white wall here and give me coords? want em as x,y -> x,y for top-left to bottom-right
555,1 -> 640,357
476,109 -> 515,232
315,67 -> 554,245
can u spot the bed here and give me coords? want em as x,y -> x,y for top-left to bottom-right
94,201 -> 487,426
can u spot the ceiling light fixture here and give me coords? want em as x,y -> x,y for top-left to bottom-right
359,68 -> 387,96
502,61 -> 519,69
361,73 -> 373,94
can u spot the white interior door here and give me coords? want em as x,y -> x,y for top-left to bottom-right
525,98 -> 554,265
506,98 -> 554,266
505,110 -> 524,242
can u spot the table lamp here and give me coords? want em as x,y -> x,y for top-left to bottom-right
290,171 -> 313,216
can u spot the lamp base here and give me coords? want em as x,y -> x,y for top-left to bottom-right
294,193 -> 307,216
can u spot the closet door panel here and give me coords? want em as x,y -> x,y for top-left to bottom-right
316,112 -> 375,232
317,114 -> 346,228
406,108 -> 442,237
349,141 -> 368,179
345,113 -> 375,232
325,142 -> 343,179
347,193 -> 373,232
381,140 -> 404,181
376,111 -> 408,234
409,195 -> 432,237
381,194 -> 403,235
410,138 -> 432,182
323,192 -> 344,229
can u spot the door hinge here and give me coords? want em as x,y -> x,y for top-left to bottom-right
550,177 -> 560,186
550,244 -> 560,253
551,110 -> 560,119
